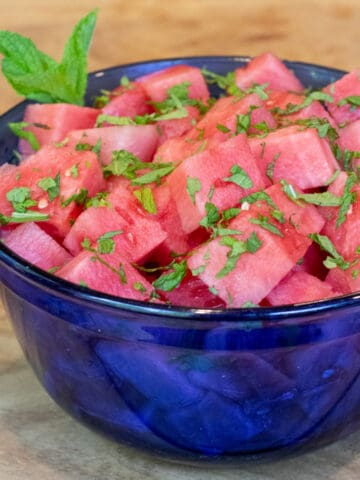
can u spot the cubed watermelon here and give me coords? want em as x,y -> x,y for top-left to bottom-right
266,270 -> 336,306
19,103 -> 99,156
323,69 -> 360,125
167,134 -> 266,234
138,65 -> 210,103
0,145 -> 106,239
235,52 -> 303,93
102,81 -> 153,118
249,125 -> 339,189
56,249 -> 155,301
4,222 -> 72,270
67,125 -> 159,165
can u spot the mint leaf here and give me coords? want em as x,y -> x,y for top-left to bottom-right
223,164 -> 253,189
6,186 -> 36,212
133,187 -> 157,214
153,260 -> 187,292
199,202 -> 220,228
0,211 -> 49,225
309,233 -> 350,270
0,9 -> 98,104
336,172 -> 357,228
96,230 -> 122,255
8,122 -> 40,151
216,232 -> 262,278
38,172 -> 60,201
249,214 -> 284,237
186,176 -> 201,204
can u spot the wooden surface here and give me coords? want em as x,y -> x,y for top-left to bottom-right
1,1 -> 360,478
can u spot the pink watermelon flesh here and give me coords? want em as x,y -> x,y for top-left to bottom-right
266,270 -> 336,306
160,272 -> 226,308
249,125 -> 339,189
0,145 -> 106,239
186,93 -> 276,144
323,69 -> 360,125
187,210 -> 306,307
187,181 -> 325,307
67,125 -> 159,164
321,171 -> 360,260
56,250 -> 154,301
234,52 -> 304,93
138,64 -> 210,103
326,261 -> 360,296
156,106 -> 200,144
4,222 -> 72,270
19,103 -> 99,156
336,120 -> 360,171
102,82 -> 153,118
167,133 -> 266,234
266,90 -> 337,127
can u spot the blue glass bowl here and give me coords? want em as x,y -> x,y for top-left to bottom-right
1,56 -> 360,465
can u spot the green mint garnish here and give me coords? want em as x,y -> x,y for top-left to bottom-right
8,122 -> 40,151
216,231 -> 262,278
6,186 -> 36,212
37,172 -> 60,201
0,10 -> 98,105
336,172 -> 357,228
249,214 -> 284,237
0,211 -> 49,225
133,187 -> 157,214
309,233 -> 351,270
186,176 -> 201,204
152,260 -> 187,292
223,164 -> 253,189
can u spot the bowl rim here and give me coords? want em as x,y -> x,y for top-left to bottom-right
1,54 -> 359,322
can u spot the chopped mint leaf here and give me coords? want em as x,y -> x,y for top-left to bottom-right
223,164 -> 253,189
96,114 -> 134,127
85,191 -> 110,208
281,179 -> 342,207
295,117 -> 338,144
199,202 -> 220,229
186,176 -> 201,204
133,281 -> 147,294
216,123 -> 231,133
266,152 -> 280,181
201,68 -> 242,96
61,188 -> 88,207
338,95 -> 360,108
0,211 -> 49,225
96,230 -> 122,255
6,186 -> 36,212
336,172 -> 357,228
8,122 -> 40,151
249,214 -> 284,237
131,163 -> 175,186
242,300 -> 259,308
153,260 -> 187,292
37,172 -> 60,201
309,233 -> 350,270
216,232 -> 262,278
133,187 -> 157,214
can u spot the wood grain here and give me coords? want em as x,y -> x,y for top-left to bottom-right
1,1 -> 360,478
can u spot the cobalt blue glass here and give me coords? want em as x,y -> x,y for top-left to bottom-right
1,56 -> 360,465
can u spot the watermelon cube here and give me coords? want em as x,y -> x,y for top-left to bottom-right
167,134 -> 266,234
266,270 -> 336,306
102,81 -> 153,118
187,182 -> 324,307
326,261 -> 360,295
321,171 -> 360,260
0,145 -> 106,239
56,250 -> 154,301
4,222 -> 72,270
138,64 -> 210,103
249,125 -> 339,189
156,105 -> 200,144
67,125 -> 159,165
235,52 -> 303,93
323,69 -> 360,125
19,103 -> 99,156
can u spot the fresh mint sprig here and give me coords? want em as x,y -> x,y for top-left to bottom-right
0,9 -> 98,105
